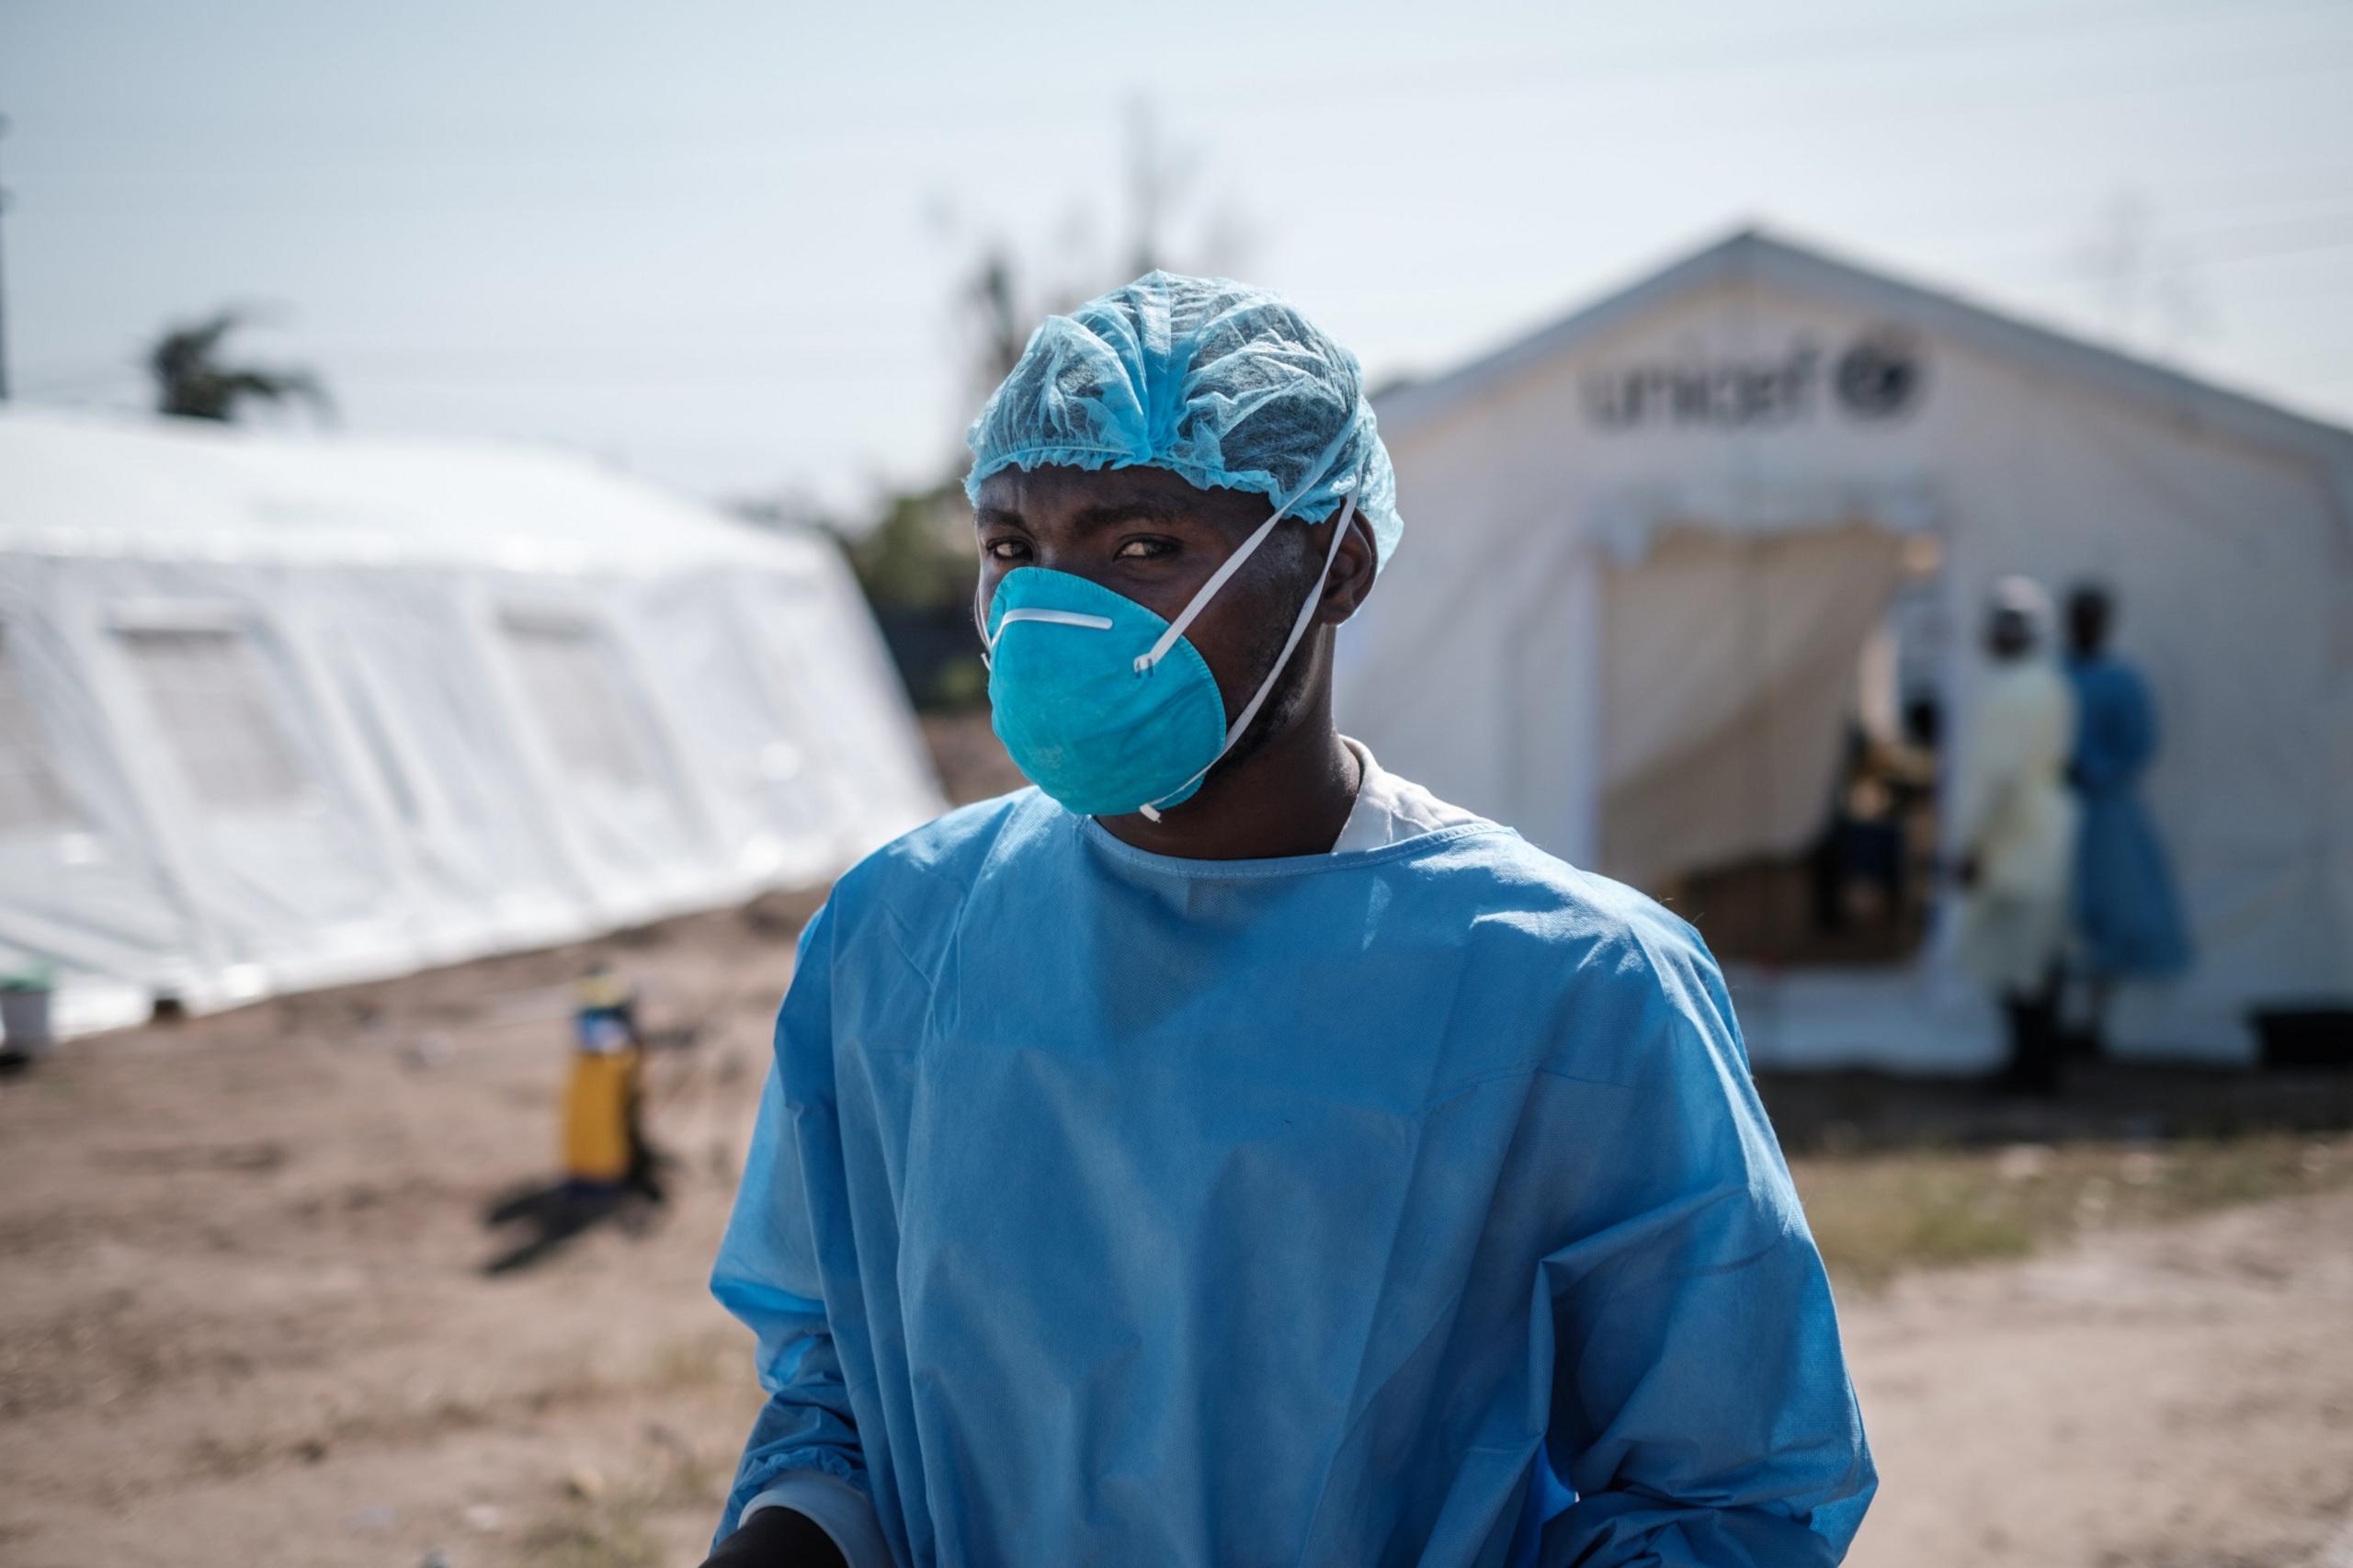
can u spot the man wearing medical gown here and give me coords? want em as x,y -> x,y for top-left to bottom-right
2063,585 -> 2193,1043
699,273 -> 1875,1568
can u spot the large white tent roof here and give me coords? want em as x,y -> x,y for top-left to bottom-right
0,410 -> 810,573
0,411 -> 941,1040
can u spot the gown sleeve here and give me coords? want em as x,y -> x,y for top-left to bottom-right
708,903 -> 892,1564
1540,948 -> 1876,1566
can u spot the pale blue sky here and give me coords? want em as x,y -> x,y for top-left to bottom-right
4,0 -> 2349,509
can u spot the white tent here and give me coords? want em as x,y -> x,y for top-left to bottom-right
0,412 -> 943,1038
1339,229 -> 2353,1070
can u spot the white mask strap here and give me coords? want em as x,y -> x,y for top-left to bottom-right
1216,481 -> 1358,753
1131,415 -> 1366,676
1137,471 -> 1362,820
1134,500 -> 1296,675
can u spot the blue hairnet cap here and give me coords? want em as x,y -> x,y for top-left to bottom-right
964,271 -> 1404,568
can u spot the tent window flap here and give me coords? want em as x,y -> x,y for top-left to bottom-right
114,625 -> 311,813
497,617 -> 658,792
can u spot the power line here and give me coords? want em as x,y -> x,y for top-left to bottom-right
1289,0 -> 2350,108
18,0 -> 2350,186
1973,206 -> 2353,284
9,363 -> 142,399
0,113 -> 13,403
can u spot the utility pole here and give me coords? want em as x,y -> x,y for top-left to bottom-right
0,114 -> 12,403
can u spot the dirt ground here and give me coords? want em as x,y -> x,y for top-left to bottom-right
0,905 -> 797,1568
3,837 -> 2350,1564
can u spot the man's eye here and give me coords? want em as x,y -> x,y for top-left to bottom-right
984,539 -> 1030,562
1115,538 -> 1175,560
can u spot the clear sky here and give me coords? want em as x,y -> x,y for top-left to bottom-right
4,0 -> 2349,511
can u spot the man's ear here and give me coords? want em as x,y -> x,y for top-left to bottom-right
1317,514 -> 1380,625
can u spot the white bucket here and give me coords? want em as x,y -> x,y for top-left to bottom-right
0,988 -> 56,1058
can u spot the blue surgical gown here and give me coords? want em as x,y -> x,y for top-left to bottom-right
2069,655 -> 2193,978
711,790 -> 1875,1566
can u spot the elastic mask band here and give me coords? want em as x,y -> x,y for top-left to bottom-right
1137,468 -> 1363,821
1134,463 -> 1360,675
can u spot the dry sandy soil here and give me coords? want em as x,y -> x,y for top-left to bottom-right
3,892 -> 2349,1568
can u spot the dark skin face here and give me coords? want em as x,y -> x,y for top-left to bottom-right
972,463 -> 1381,860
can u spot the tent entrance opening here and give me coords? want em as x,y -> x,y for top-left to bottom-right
1597,522 -> 1943,967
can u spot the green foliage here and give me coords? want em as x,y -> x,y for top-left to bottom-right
844,480 -> 975,613
929,654 -> 989,710
146,309 -> 332,424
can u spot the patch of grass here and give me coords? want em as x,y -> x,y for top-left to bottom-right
1792,1132 -> 2352,1289
648,1328 -> 740,1392
1899,1199 -> 2037,1270
517,1437 -> 729,1568
518,1502 -> 661,1568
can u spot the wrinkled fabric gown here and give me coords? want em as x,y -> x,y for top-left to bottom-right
2069,655 -> 2193,979
711,791 -> 1874,1567
1955,661 -> 2079,995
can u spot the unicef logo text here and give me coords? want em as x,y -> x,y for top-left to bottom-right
1584,327 -> 1925,431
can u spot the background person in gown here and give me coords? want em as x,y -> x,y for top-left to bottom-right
2064,584 -> 2194,1052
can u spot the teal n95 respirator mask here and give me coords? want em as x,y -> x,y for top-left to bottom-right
978,464 -> 1362,821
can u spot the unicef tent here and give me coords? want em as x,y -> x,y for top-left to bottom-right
1339,228 -> 2353,1070
0,412 -> 942,1039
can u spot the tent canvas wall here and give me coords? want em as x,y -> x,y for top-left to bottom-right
1339,229 -> 2353,1070
0,413 -> 944,1038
